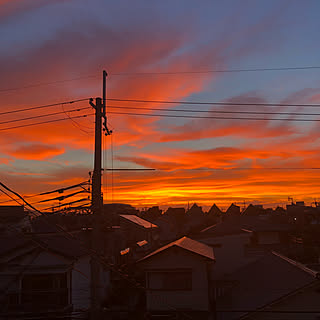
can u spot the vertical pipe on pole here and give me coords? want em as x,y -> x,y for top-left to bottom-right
103,70 -> 107,115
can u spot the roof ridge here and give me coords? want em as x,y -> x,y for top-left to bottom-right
201,223 -> 218,233
272,251 -> 319,278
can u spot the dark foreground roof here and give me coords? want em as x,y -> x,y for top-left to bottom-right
217,252 -> 318,319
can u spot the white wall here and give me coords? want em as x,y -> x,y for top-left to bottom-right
72,256 -> 110,311
72,256 -> 91,310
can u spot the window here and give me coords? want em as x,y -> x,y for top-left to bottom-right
147,270 -> 192,291
21,273 -> 69,309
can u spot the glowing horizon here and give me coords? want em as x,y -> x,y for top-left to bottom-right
1,1 -> 320,212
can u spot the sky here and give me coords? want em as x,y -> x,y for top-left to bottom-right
1,0 -> 320,210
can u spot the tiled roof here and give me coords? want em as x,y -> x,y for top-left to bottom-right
138,236 -> 215,262
119,214 -> 158,229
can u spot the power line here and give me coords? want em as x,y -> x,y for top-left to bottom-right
3,107 -> 306,132
186,167 -> 320,171
110,66 -> 320,75
0,113 -> 94,132
39,181 -> 90,196
2,104 -> 320,131
106,104 -> 320,116
0,75 -> 98,93
102,167 -> 320,171
1,65 -> 320,93
2,97 -> 320,122
107,98 -> 320,108
106,110 -> 320,122
61,104 -> 93,134
0,98 -> 90,116
0,106 -> 90,126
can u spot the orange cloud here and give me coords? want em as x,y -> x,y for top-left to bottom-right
8,144 -> 65,160
1,7 -> 319,210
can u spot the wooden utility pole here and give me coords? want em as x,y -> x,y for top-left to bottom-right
90,70 -> 110,319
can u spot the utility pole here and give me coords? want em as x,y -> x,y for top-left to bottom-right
90,70 -> 110,320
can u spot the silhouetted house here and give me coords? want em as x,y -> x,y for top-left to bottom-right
216,252 -> 320,320
0,234 -> 110,318
241,204 -> 265,216
194,220 -> 254,280
274,206 -> 286,215
185,203 -> 206,233
153,215 -> 177,243
103,203 -> 139,225
163,207 -> 186,233
243,219 -> 291,247
287,201 -> 320,227
186,203 -> 203,216
119,214 -> 159,246
225,203 -> 240,216
164,207 -> 185,222
0,206 -> 31,235
202,203 -> 223,227
137,236 -> 215,318
104,203 -> 137,214
141,206 -> 162,222
207,203 -> 223,217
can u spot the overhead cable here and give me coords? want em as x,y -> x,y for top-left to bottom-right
106,110 -> 320,122
0,98 -> 90,116
0,114 -> 93,131
106,104 -> 320,116
107,98 -> 320,108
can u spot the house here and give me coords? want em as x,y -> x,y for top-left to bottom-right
163,207 -> 186,234
153,214 -> 178,243
0,233 -> 110,318
242,217 -> 291,247
193,219 -> 254,280
225,203 -> 241,216
207,204 -> 223,217
0,205 -> 32,235
140,206 -> 162,222
119,214 -> 159,246
287,201 -> 320,227
215,251 -> 320,320
241,204 -> 265,216
137,236 -> 215,318
103,203 -> 139,225
206,203 -> 223,225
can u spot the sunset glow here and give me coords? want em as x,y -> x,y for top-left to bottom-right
1,1 -> 320,210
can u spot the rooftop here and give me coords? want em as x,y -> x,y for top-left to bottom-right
119,214 -> 158,229
217,251 -> 318,319
138,236 -> 215,262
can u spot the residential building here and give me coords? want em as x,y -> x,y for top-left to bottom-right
137,236 -> 215,318
0,234 -> 110,318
